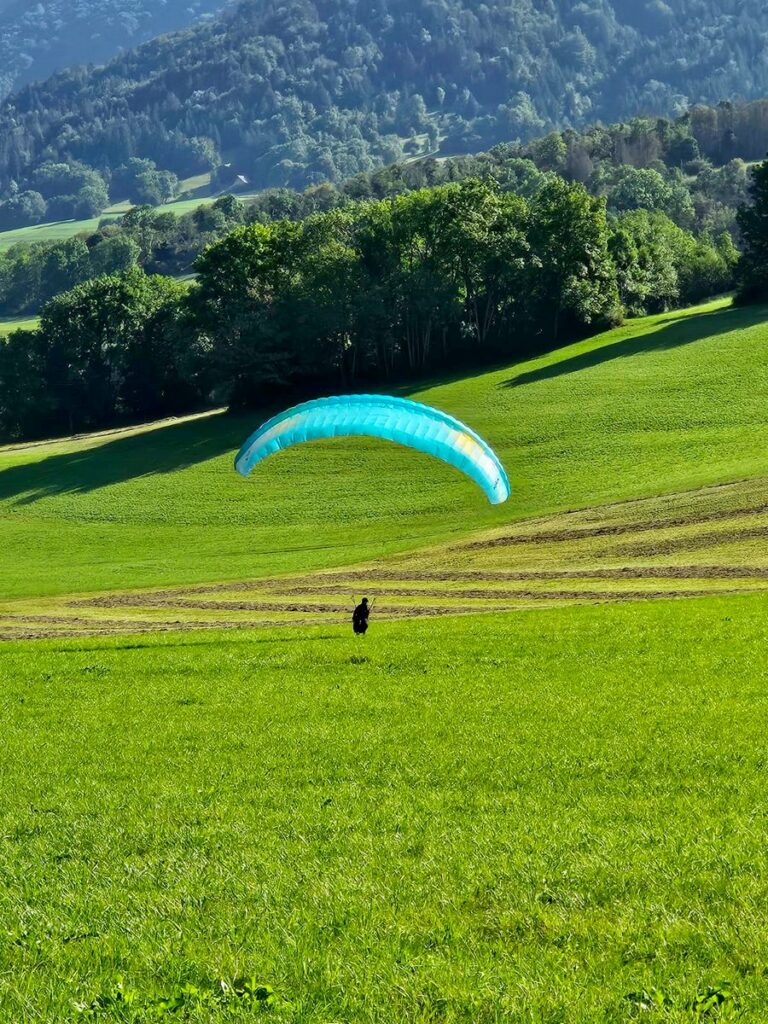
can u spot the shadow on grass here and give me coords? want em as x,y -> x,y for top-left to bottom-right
0,367 -> 507,507
501,302 -> 768,389
0,410 -> 248,505
4,301 -> 765,506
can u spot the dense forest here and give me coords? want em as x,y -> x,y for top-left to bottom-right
0,107 -> 751,317
0,0 -> 229,100
4,0 -> 768,207
0,165 -> 746,443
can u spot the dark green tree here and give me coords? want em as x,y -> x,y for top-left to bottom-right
36,268 -> 194,431
89,236 -> 141,277
0,329 -> 53,440
736,158 -> 768,302
527,179 -> 620,340
191,220 -> 305,403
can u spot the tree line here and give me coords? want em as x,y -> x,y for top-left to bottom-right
0,175 -> 741,442
0,109 -> 754,318
0,158 -> 179,232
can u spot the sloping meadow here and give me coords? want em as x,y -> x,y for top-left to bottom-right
2,296 -> 768,633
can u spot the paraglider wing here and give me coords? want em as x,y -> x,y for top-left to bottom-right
234,395 -> 510,505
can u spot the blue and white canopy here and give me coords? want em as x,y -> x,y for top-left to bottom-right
235,394 -> 510,505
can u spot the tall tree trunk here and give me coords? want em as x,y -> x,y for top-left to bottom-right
421,319 -> 432,368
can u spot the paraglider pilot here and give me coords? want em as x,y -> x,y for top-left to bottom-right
353,598 -> 370,636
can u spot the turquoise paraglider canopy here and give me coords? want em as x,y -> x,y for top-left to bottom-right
234,395 -> 511,505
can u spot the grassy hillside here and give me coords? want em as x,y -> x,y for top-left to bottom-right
7,471 -> 765,639
0,188 -> 260,251
0,213 -> 125,251
3,294 -> 768,1021
2,596 -> 768,1021
0,316 -> 37,336
2,297 -> 768,608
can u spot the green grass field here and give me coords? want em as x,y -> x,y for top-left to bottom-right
3,296 -> 768,1020
2,297 -> 768,609
0,187 -> 261,251
0,212 -> 124,250
0,315 -> 38,337
2,598 -> 768,1021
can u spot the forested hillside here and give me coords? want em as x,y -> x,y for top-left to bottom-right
3,0 -> 768,205
0,0 -> 229,100
0,109 -> 748,317
0,164 -> 746,442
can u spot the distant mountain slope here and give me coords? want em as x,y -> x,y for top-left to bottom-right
0,0 -> 230,99
3,0 -> 768,192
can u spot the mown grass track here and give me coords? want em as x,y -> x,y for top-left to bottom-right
4,475 -> 768,638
